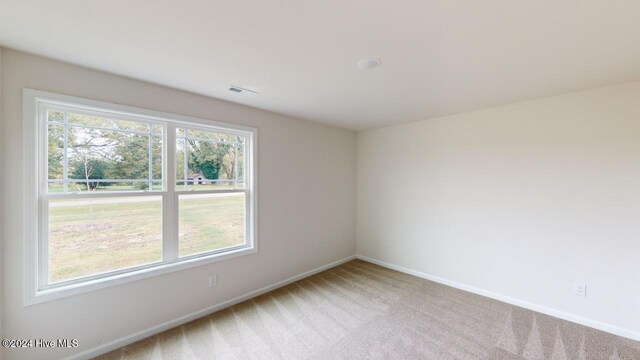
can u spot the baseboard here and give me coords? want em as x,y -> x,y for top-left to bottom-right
66,255 -> 356,360
355,254 -> 640,342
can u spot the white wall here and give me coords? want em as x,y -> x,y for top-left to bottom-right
0,47 -> 4,356
358,81 -> 640,339
0,49 -> 357,360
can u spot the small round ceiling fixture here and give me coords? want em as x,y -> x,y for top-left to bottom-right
357,57 -> 382,70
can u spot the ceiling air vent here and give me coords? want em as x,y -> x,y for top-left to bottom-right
229,85 -> 258,95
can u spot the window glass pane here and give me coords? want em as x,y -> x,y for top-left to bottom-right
178,193 -> 246,257
47,110 -> 64,123
151,134 -> 163,183
47,110 -> 163,192
176,136 -> 186,188
47,124 -> 64,181
175,128 -> 245,190
48,196 -> 162,283
237,143 -> 245,189
48,181 -> 66,193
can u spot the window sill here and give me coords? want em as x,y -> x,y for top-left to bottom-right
25,245 -> 257,306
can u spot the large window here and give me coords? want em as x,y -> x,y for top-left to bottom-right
24,90 -> 257,304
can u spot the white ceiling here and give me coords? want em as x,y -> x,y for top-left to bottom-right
1,1 -> 640,130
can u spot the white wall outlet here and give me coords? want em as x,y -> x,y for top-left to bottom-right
573,282 -> 586,297
208,275 -> 217,287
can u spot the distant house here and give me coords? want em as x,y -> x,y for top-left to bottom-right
189,172 -> 209,185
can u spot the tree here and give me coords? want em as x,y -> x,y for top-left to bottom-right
220,141 -> 243,185
47,125 -> 64,179
188,140 -> 223,180
71,159 -> 112,190
68,125 -> 114,191
108,132 -> 151,186
183,137 -> 245,187
47,111 -> 173,191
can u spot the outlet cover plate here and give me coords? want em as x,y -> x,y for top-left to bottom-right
573,282 -> 586,297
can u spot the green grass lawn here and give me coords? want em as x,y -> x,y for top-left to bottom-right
48,194 -> 245,283
178,194 -> 245,257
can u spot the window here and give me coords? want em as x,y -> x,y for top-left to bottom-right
24,89 -> 257,305
175,128 -> 247,257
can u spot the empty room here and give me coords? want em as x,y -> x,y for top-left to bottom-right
1,1 -> 639,359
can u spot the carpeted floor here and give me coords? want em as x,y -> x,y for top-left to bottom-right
96,260 -> 640,359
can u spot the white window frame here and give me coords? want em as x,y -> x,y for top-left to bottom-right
23,89 -> 258,306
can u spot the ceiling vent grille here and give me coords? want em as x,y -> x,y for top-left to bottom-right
229,85 -> 258,94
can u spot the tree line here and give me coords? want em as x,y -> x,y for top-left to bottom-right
48,114 -> 243,191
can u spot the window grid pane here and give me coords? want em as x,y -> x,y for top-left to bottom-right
175,127 -> 246,191
48,196 -> 163,283
47,109 -> 164,193
178,192 -> 246,258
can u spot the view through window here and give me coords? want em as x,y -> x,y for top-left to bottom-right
31,94 -> 255,294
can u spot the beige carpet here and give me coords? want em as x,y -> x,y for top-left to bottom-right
96,260 -> 640,359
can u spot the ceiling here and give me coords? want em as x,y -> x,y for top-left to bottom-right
1,1 -> 640,130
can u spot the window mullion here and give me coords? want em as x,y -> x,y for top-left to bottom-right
163,124 -> 178,262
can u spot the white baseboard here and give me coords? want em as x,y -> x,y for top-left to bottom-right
355,254 -> 640,342
66,255 -> 356,360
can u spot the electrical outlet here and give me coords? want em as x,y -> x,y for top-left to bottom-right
208,275 -> 217,287
573,282 -> 586,297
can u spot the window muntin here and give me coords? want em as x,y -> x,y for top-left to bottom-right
28,91 -> 256,302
